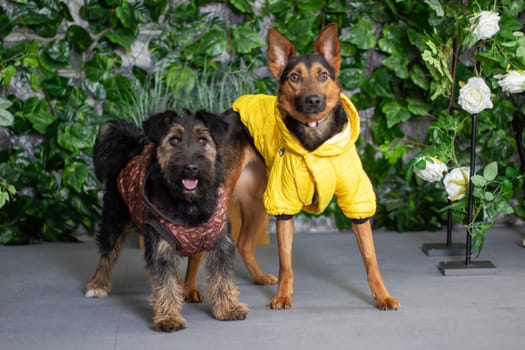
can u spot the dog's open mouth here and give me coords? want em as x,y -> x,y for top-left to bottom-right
182,178 -> 199,191
304,113 -> 329,128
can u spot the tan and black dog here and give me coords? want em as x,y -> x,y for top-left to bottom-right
219,23 -> 401,311
85,110 -> 248,332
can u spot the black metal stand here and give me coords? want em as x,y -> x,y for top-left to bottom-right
421,207 -> 465,256
438,113 -> 496,276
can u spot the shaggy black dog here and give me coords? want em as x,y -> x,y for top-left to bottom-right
85,110 -> 248,332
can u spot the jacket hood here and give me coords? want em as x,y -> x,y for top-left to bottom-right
275,93 -> 360,157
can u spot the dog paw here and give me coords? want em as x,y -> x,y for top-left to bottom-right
152,315 -> 187,332
85,287 -> 109,298
267,296 -> 292,310
376,296 -> 401,311
214,303 -> 249,321
183,289 -> 204,303
253,274 -> 278,285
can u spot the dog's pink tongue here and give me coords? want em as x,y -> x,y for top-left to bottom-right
182,179 -> 198,191
306,121 -> 318,127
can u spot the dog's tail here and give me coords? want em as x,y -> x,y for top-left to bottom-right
93,120 -> 149,183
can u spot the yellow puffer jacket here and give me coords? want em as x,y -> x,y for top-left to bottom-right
232,94 -> 376,219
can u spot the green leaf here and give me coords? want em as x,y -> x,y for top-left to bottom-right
0,192 -> 9,208
62,162 -> 89,193
339,67 -> 363,90
57,124 -> 95,152
116,1 -> 138,33
471,175 -> 488,187
407,98 -> 430,116
0,66 -> 16,85
0,109 -> 14,127
297,0 -> 324,11
342,19 -> 376,50
382,100 -> 411,128
66,25 -> 94,53
382,54 -> 409,79
80,3 -> 110,31
144,0 -> 168,21
424,0 -> 444,17
25,111 -> 56,134
199,28 -> 227,56
363,68 -> 394,99
410,64 -> 430,90
103,74 -> 134,102
231,25 -> 265,54
42,76 -> 70,99
0,10 -> 15,39
84,54 -> 113,81
230,0 -> 254,13
483,162 -> 498,181
104,28 -> 136,52
45,40 -> 70,63
378,25 -> 404,54
0,98 -> 14,127
165,66 -> 196,95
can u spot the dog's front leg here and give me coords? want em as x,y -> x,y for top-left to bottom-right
205,233 -> 249,321
352,220 -> 400,310
145,235 -> 187,332
268,217 -> 294,310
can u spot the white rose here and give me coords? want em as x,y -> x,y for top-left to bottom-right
458,77 -> 493,114
443,167 -> 470,201
470,11 -> 500,41
414,156 -> 448,183
495,70 -> 525,94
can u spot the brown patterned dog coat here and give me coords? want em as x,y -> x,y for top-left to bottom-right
117,144 -> 227,256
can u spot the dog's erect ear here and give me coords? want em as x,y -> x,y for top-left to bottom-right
142,110 -> 178,143
196,110 -> 231,146
267,27 -> 298,80
314,23 -> 341,76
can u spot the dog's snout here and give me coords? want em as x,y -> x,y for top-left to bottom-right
305,95 -> 321,108
184,164 -> 199,177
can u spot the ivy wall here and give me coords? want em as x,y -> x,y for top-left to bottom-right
0,0 -> 524,244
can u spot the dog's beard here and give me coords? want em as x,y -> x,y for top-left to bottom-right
156,167 -> 217,226
163,163 -> 216,204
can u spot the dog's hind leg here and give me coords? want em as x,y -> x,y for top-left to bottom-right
205,233 -> 249,321
85,188 -> 130,298
144,231 -> 186,332
352,221 -> 400,310
231,159 -> 277,285
183,252 -> 204,303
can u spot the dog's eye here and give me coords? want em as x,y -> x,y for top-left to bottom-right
198,137 -> 208,145
318,71 -> 329,82
289,73 -> 302,83
169,136 -> 181,146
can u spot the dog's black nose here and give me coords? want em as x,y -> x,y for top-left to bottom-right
305,95 -> 321,109
184,164 -> 199,177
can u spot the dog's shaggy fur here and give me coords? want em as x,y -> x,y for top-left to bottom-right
85,110 -> 248,332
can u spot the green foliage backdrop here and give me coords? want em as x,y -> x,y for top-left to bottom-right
0,0 -> 524,244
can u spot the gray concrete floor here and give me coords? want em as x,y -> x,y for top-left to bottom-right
1,225 -> 524,350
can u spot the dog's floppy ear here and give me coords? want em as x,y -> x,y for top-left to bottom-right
267,27 -> 298,80
142,110 -> 178,143
196,110 -> 231,146
314,23 -> 341,76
